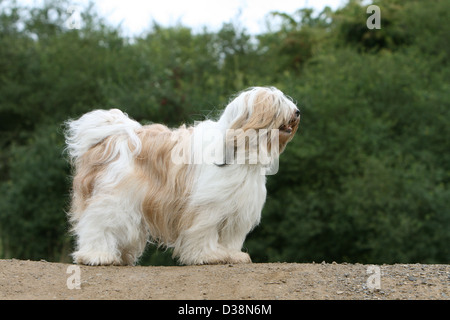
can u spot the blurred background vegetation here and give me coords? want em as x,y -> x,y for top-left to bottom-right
0,0 -> 449,265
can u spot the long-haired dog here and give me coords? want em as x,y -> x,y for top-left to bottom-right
65,86 -> 300,265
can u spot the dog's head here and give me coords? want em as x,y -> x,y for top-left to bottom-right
218,87 -> 300,166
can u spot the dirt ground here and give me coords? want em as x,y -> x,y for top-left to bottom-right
0,259 -> 448,300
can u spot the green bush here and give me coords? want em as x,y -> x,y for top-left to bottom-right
1,0 -> 448,264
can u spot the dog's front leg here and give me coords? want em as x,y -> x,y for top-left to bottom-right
173,219 -> 251,265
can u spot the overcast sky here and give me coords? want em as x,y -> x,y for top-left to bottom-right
24,0 -> 345,35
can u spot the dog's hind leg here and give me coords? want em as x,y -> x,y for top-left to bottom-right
71,194 -> 148,266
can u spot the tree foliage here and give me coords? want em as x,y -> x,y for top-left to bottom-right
0,0 -> 449,264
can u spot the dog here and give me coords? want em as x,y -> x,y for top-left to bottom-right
65,86 -> 300,265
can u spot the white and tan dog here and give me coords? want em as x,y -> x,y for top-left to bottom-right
65,87 -> 300,265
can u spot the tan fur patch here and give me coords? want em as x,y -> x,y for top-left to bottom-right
133,124 -> 195,245
69,137 -> 116,222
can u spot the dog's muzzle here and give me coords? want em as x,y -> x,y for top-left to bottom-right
279,109 -> 300,134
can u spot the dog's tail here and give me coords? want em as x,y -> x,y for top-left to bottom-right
64,109 -> 142,164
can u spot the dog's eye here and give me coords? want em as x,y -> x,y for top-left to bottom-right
295,109 -> 300,117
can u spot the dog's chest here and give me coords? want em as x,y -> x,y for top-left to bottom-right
191,165 -> 267,218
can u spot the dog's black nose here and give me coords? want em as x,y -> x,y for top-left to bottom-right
295,109 -> 300,117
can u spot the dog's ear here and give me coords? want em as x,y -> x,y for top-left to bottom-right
221,88 -> 282,165
225,88 -> 285,132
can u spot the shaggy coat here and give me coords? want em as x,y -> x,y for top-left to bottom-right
65,87 -> 300,265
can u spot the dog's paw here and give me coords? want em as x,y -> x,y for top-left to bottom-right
73,251 -> 123,266
227,252 -> 252,264
200,251 -> 252,265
